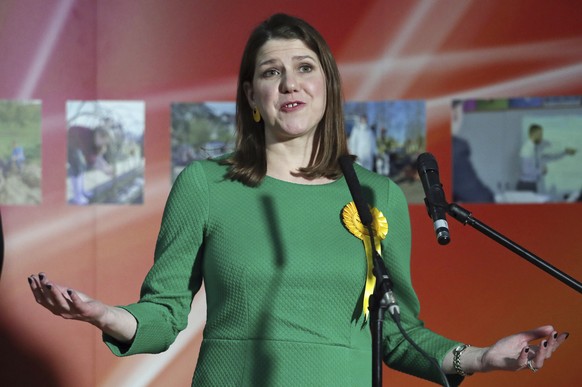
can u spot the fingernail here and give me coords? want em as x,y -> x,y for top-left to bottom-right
543,340 -> 548,348
564,332 -> 570,340
27,277 -> 33,284
46,284 -> 52,290
524,347 -> 530,353
39,273 -> 45,280
553,332 -> 558,339
67,289 -> 73,296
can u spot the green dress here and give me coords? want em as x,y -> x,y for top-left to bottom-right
105,159 -> 461,386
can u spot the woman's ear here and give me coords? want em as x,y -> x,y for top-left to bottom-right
243,81 -> 254,107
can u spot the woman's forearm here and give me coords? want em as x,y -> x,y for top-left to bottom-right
92,306 -> 138,343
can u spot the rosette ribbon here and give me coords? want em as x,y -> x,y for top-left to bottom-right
341,201 -> 388,321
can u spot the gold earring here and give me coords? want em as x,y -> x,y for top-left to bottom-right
252,107 -> 261,123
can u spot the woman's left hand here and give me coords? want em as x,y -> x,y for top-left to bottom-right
479,325 -> 569,373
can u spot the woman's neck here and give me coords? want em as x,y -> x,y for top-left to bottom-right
265,140 -> 332,185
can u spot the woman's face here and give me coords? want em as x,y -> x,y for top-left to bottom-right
244,38 -> 326,144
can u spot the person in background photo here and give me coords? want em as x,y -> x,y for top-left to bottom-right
29,13 -> 568,386
451,100 -> 495,203
375,126 -> 391,176
348,114 -> 377,171
516,123 -> 577,194
10,140 -> 25,174
67,125 -> 114,205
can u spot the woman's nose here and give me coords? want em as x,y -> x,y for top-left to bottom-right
280,74 -> 299,93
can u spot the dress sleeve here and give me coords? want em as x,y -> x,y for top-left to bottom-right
381,180 -> 463,385
104,162 -> 208,356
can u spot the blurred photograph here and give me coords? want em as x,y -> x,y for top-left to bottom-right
171,102 -> 236,183
344,100 -> 426,203
66,100 -> 145,205
452,96 -> 582,204
0,100 -> 42,205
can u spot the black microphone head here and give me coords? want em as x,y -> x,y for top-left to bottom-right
416,153 -> 439,201
416,152 -> 451,245
339,156 -> 373,226
338,155 -> 355,173
417,152 -> 438,174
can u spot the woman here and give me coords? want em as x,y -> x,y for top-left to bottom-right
29,13 -> 567,386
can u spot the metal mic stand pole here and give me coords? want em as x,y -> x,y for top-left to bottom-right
368,273 -> 386,387
366,224 -> 399,387
447,202 -> 582,294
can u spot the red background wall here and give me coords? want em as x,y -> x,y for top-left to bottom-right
0,1 -> 580,386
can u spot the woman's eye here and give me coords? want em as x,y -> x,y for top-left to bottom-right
262,69 -> 280,78
299,64 -> 312,73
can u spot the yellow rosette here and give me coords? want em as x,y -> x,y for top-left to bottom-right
341,201 -> 388,321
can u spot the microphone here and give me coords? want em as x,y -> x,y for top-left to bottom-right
338,156 -> 372,226
416,153 -> 450,245
339,156 -> 400,317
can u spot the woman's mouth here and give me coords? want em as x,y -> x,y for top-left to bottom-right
280,101 -> 303,112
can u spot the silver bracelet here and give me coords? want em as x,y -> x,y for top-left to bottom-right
452,344 -> 473,376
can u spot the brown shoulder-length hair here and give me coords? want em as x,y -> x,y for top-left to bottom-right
222,13 -> 350,186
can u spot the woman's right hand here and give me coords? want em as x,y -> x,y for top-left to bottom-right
28,272 -> 108,324
28,272 -> 137,343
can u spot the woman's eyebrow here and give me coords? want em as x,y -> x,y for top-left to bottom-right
257,54 -> 316,67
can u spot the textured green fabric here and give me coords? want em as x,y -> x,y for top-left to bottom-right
104,159 -> 461,386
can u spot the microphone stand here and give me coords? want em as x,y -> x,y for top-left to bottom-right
365,224 -> 399,387
338,156 -> 450,386
447,202 -> 582,294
